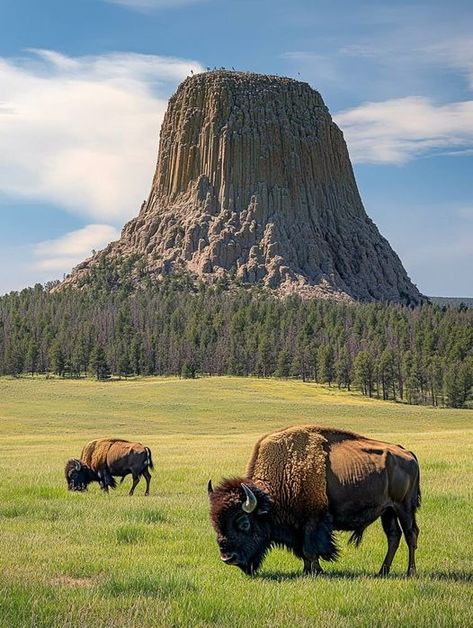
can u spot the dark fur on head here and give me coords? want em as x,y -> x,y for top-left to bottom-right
64,459 -> 116,491
65,459 -> 97,491
208,478 -> 273,575
209,477 -> 339,575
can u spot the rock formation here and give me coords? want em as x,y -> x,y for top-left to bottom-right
61,70 -> 422,303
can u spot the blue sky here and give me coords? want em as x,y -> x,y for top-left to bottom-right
1,0 -> 472,296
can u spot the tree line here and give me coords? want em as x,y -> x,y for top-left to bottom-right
0,277 -> 472,408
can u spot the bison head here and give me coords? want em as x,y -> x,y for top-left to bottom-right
64,459 -> 95,491
208,478 -> 272,575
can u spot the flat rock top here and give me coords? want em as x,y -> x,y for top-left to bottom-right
172,71 -> 326,110
180,70 -> 310,89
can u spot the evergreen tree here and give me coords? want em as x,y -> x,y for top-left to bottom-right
445,361 -> 473,408
335,348 -> 352,389
119,351 -> 132,379
318,345 -> 335,386
378,348 -> 397,400
130,336 -> 144,375
89,345 -> 110,380
49,340 -> 65,377
256,332 -> 273,377
275,349 -> 291,378
354,351 -> 375,397
26,340 -> 39,376
5,341 -> 25,377
181,361 -> 197,379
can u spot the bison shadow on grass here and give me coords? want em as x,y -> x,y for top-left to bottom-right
257,569 -> 473,583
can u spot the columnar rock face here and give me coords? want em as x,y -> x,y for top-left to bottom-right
62,71 -> 422,303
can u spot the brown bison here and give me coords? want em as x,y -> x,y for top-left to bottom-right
208,425 -> 420,577
65,438 -> 154,495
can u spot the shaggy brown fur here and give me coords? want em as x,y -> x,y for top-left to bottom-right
209,424 -> 420,577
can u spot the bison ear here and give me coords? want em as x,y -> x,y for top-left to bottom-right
74,459 -> 81,472
241,483 -> 257,513
207,479 -> 214,495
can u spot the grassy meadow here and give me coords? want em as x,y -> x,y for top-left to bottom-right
0,376 -> 472,627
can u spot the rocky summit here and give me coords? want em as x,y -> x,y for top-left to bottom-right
61,70 -> 422,303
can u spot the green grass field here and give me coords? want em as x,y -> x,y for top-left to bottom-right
0,376 -> 472,627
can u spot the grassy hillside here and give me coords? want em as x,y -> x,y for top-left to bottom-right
0,377 -> 472,627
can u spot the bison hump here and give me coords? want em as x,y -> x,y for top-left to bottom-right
249,426 -> 328,515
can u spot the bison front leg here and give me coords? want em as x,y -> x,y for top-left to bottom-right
302,520 -> 324,576
97,469 -> 111,493
302,513 -> 338,575
303,557 -> 323,575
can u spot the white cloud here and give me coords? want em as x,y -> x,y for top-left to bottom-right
34,224 -> 120,272
335,96 -> 473,163
426,38 -> 473,90
0,49 -> 204,222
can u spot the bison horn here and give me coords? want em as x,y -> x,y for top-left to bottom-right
74,460 -> 81,471
207,479 -> 214,495
241,483 -> 257,513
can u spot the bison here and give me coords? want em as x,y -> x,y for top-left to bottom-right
65,438 -> 154,495
208,425 -> 420,577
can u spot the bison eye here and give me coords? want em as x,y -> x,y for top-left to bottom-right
236,516 -> 251,533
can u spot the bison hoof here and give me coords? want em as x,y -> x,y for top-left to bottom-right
407,567 -> 416,577
378,566 -> 390,577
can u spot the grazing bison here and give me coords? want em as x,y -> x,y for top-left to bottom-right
208,425 -> 420,577
65,438 -> 154,495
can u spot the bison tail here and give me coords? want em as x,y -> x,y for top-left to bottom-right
414,470 -> 421,511
348,528 -> 366,547
145,447 -> 154,471
415,484 -> 421,510
409,451 -> 421,511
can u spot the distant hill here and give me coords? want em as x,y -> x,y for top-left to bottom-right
430,297 -> 473,308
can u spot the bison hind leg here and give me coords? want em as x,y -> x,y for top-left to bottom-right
379,509 -> 402,576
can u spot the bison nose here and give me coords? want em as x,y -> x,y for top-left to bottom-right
221,552 -> 238,564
